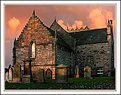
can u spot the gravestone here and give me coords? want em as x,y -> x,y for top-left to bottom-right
5,72 -> 9,82
22,75 -> 30,83
38,69 -> 45,83
32,69 -> 45,83
84,66 -> 91,79
8,67 -> 13,82
75,65 -> 79,78
13,63 -> 20,82
104,66 -> 109,76
56,64 -> 68,83
46,69 -> 52,80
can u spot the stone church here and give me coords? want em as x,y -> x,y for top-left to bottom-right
6,11 -> 114,82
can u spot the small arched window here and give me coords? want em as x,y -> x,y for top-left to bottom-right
32,43 -> 35,58
29,42 -> 35,58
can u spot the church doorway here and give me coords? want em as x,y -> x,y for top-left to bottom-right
84,66 -> 91,78
46,69 -> 52,80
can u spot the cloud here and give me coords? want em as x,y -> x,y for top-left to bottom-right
88,8 -> 106,28
57,19 -> 67,30
58,8 -> 115,31
88,8 -> 115,29
7,17 -> 20,40
8,17 -> 20,31
74,20 -> 83,29
58,19 -> 84,31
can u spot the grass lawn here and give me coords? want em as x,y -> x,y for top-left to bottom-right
5,77 -> 115,90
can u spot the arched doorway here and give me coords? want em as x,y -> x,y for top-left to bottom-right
46,69 -> 52,80
84,66 -> 91,78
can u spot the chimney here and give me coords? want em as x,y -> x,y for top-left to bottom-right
107,20 -> 113,27
107,19 -> 113,35
107,19 -> 113,45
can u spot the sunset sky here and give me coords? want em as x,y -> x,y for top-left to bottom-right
5,4 -> 116,68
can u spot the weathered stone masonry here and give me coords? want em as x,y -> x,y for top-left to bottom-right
76,43 -> 111,76
13,11 -> 56,81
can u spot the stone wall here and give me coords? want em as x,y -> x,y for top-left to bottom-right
15,16 -> 54,64
76,42 -> 112,76
34,44 -> 55,65
56,44 -> 75,77
14,14 -> 56,81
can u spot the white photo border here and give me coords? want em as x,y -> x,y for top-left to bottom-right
1,1 -> 120,94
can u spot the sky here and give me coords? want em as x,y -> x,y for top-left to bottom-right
4,4 -> 116,68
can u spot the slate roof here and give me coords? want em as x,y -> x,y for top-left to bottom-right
50,19 -> 75,51
56,32 -> 74,50
68,28 -> 107,45
50,19 -> 108,47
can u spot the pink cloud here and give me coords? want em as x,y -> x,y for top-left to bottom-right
58,19 -> 84,31
74,20 -> 83,29
8,17 -> 20,31
7,17 -> 21,40
88,8 -> 106,28
57,19 -> 67,30
88,8 -> 115,29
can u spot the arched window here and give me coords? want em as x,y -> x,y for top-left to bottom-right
29,42 -> 35,58
32,43 -> 35,58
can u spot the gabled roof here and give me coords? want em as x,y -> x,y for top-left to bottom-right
22,11 -> 55,35
16,11 -> 55,47
68,28 -> 107,45
50,19 -> 75,51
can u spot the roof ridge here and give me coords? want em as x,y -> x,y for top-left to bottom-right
16,11 -> 54,42
68,27 -> 107,33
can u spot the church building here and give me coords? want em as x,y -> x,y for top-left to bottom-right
7,11 -> 114,82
